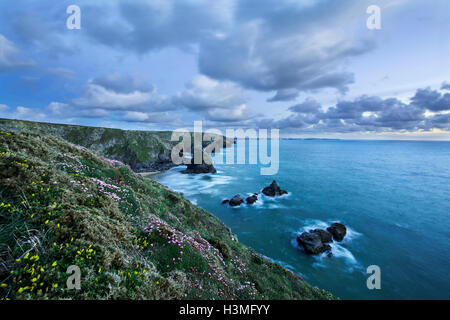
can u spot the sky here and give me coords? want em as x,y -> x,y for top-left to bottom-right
0,0 -> 449,140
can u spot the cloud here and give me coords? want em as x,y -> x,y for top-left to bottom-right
121,111 -> 178,123
0,34 -> 34,72
72,83 -> 152,110
174,75 -> 248,111
289,99 -> 322,114
83,0 -> 233,53
410,88 -> 450,112
72,0 -> 375,96
1,105 -> 46,122
47,68 -> 76,80
46,102 -> 69,117
46,102 -> 108,119
199,0 -> 375,94
441,82 -> 450,91
11,11 -> 75,58
91,73 -> 154,94
267,89 -> 300,102
256,84 -> 450,133
121,111 -> 149,122
71,74 -> 175,114
206,104 -> 250,122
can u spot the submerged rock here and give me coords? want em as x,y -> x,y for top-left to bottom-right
326,223 -> 347,242
229,195 -> 244,207
296,232 -> 331,255
246,194 -> 258,205
262,180 -> 288,197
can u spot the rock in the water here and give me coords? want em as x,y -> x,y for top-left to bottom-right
262,180 -> 288,197
181,163 -> 217,174
310,229 -> 333,243
229,195 -> 244,207
296,232 -> 331,255
246,194 -> 258,205
181,151 -> 217,174
326,223 -> 347,242
221,199 -> 229,205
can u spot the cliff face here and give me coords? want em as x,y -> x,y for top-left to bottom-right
0,129 -> 331,300
0,119 -> 176,172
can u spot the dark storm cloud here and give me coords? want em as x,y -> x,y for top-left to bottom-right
78,0 -> 375,96
199,0 -> 374,95
258,84 -> 450,133
289,99 -> 322,114
198,24 -> 367,94
429,113 -> 450,130
82,0 -> 232,53
410,88 -> 450,112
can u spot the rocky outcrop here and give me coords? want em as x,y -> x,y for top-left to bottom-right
297,232 -> 331,255
181,151 -> 217,174
181,163 -> 217,174
229,195 -> 244,207
296,223 -> 347,256
310,229 -> 333,244
246,194 -> 258,205
327,223 -> 347,242
262,180 -> 288,197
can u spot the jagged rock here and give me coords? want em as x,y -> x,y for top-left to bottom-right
246,194 -> 258,205
229,195 -> 244,207
310,229 -> 333,243
327,223 -> 347,242
262,180 -> 288,197
181,163 -> 217,174
296,232 -> 331,255
181,151 -> 217,174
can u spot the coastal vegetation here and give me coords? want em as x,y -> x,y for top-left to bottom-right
0,123 -> 331,300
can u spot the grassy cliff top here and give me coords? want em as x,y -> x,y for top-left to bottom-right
0,129 -> 331,300
0,118 -> 175,172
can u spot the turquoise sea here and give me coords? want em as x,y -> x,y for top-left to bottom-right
155,140 -> 450,299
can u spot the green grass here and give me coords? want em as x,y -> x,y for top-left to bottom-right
0,128 -> 332,300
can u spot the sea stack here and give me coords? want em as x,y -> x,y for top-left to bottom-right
262,180 -> 288,197
326,223 -> 347,242
181,152 -> 217,174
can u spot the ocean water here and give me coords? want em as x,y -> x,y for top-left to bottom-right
154,140 -> 450,300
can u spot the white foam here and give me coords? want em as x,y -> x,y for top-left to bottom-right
156,168 -> 235,197
294,219 -> 362,269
